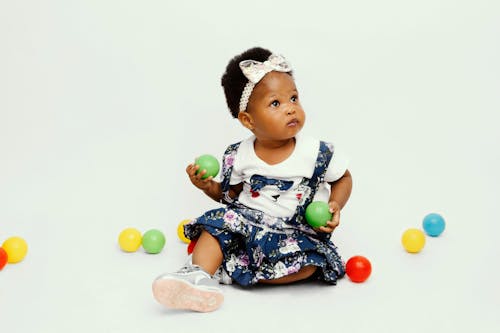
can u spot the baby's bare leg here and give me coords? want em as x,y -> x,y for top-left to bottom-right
192,230 -> 223,275
259,265 -> 317,285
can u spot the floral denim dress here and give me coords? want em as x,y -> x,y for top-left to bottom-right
184,140 -> 345,286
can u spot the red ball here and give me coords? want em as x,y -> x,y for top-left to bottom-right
345,255 -> 372,283
187,239 -> 198,255
0,247 -> 8,270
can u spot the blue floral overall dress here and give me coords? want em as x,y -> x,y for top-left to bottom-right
184,140 -> 345,286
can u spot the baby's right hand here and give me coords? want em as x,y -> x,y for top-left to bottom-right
186,163 -> 213,191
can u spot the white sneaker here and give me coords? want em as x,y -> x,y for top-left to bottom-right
213,266 -> 233,285
152,265 -> 224,312
185,255 -> 232,285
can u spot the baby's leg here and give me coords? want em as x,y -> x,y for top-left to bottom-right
152,230 -> 224,312
192,230 -> 223,275
259,265 -> 317,285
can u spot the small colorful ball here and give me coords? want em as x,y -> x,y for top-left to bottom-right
345,255 -> 372,283
142,229 -> 166,254
177,219 -> 191,244
0,247 -> 8,270
118,228 -> 142,252
305,201 -> 332,228
422,213 -> 446,237
187,239 -> 198,255
2,236 -> 28,263
401,228 -> 426,253
194,154 -> 220,179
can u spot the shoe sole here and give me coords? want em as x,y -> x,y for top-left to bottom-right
152,278 -> 224,313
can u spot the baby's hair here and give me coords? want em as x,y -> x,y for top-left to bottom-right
221,47 -> 272,118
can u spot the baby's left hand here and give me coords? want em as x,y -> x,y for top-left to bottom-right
316,201 -> 341,233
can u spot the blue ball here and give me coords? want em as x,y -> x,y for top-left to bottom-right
422,213 -> 446,237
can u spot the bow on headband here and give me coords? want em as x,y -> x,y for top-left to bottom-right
239,54 -> 292,84
238,54 -> 293,113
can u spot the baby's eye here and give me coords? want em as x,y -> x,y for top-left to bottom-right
290,95 -> 298,102
270,100 -> 280,107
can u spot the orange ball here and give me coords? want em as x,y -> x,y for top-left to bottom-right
0,247 -> 8,270
187,239 -> 198,255
345,255 -> 372,283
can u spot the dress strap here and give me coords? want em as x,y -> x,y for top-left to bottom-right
309,141 -> 334,192
220,141 -> 242,204
295,141 -> 334,216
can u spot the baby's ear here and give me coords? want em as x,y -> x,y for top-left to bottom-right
238,111 -> 254,131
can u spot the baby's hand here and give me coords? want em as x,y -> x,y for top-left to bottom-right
186,163 -> 213,191
316,201 -> 340,233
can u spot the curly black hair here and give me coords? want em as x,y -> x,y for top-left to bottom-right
221,47 -> 273,118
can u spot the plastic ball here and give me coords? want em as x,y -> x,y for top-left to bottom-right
401,228 -> 426,253
422,213 -> 446,237
187,239 -> 198,255
2,236 -> 28,263
177,219 -> 191,244
345,255 -> 372,283
0,247 -> 8,270
194,154 -> 220,179
142,229 -> 166,254
118,228 -> 142,252
305,201 -> 332,228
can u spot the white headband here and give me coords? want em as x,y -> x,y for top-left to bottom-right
238,54 -> 292,113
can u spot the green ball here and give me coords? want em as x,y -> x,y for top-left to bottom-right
305,201 -> 332,228
195,154 -> 220,179
142,229 -> 166,254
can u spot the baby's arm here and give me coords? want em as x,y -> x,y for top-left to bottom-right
329,169 -> 352,210
186,163 -> 243,203
318,169 -> 353,233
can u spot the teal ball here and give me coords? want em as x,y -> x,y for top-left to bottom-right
422,213 -> 446,237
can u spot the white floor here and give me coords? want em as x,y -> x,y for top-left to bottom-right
1,1 -> 499,332
1,212 -> 499,333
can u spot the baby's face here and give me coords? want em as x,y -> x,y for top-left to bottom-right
246,71 -> 305,141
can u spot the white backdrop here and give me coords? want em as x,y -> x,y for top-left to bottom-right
1,1 -> 499,332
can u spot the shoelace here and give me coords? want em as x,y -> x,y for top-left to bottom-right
177,264 -> 202,274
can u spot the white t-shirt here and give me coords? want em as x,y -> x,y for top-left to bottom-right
229,134 -> 349,218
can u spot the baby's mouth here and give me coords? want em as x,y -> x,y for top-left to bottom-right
287,119 -> 299,127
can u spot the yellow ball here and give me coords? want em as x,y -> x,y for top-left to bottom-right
401,228 -> 426,253
2,236 -> 28,263
177,219 -> 191,244
118,228 -> 142,252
